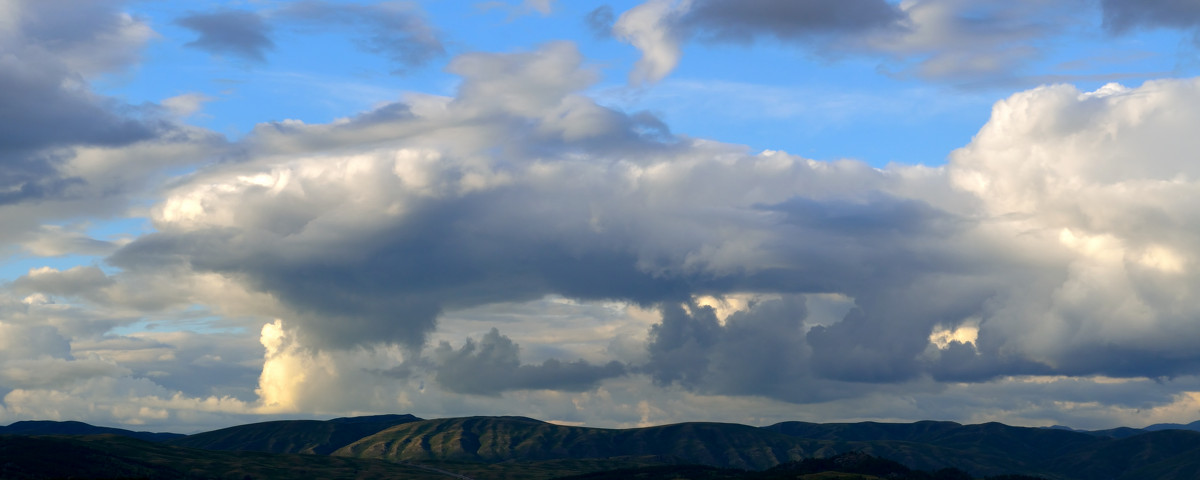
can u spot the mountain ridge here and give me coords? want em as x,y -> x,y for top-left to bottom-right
0,420 -> 184,442
6,415 -> 1200,479
163,413 -> 422,454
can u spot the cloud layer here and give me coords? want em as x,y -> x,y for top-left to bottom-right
4,0 -> 1200,434
96,41 -> 1200,404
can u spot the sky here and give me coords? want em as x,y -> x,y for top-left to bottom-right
3,0 -> 1200,434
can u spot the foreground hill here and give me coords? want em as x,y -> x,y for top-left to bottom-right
763,423 -> 1200,480
0,433 -> 448,479
165,413 -> 421,454
1051,429 -> 1200,480
332,416 -> 813,470
9,415 -> 1200,479
326,416 -> 1200,479
768,421 -> 1105,476
0,420 -> 183,442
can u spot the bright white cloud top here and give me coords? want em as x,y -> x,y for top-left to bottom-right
2,0 -> 1200,433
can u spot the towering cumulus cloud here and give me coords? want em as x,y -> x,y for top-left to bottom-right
946,79 -> 1200,379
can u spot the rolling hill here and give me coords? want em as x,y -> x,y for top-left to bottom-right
331,415 -> 814,470
0,420 -> 183,442
164,413 -> 422,454
0,433 -> 448,479
7,415 -> 1200,479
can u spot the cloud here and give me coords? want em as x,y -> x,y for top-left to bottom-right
943,79 -> 1200,380
0,0 -> 224,257
0,323 -> 73,363
277,0 -> 445,73
18,225 -> 122,257
523,0 -> 556,15
1,0 -> 156,76
1,376 -> 256,431
614,0 -> 904,84
74,331 -> 262,400
612,0 -> 1085,84
11,266 -> 114,300
161,93 -> 216,118
108,42 -> 695,350
99,42 -> 954,370
613,0 -> 689,85
1101,0 -> 1200,40
475,0 -> 557,17
679,0 -> 906,43
432,328 -> 626,395
645,299 -> 809,396
175,10 -> 274,62
585,5 -> 615,38
81,36 -> 1200,413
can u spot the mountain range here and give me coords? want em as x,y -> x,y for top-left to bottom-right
4,415 -> 1200,479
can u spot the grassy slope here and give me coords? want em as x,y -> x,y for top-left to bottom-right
328,416 -> 1200,480
165,414 -> 420,454
333,416 -> 815,470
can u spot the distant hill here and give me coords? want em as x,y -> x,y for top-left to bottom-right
762,419 -> 965,442
762,422 -> 1200,480
0,420 -> 183,442
1045,422 -> 1200,439
165,413 -> 421,454
1143,420 -> 1200,432
1074,426 -> 1147,439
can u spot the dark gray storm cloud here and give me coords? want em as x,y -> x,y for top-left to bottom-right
175,10 -> 275,62
12,0 -> 151,73
278,0 -> 445,72
679,0 -> 907,43
0,61 -> 161,151
0,0 -> 175,205
642,297 -> 913,403
107,188 -> 702,350
432,328 -> 626,395
646,299 -> 809,396
1101,0 -> 1200,38
616,0 -> 1092,84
